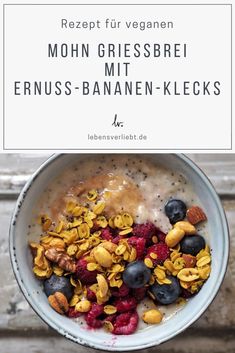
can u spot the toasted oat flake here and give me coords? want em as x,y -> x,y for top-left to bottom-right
55,220 -> 64,233
69,294 -> 80,306
104,305 -> 117,315
198,265 -> 211,279
67,244 -> 78,256
87,263 -> 99,271
53,265 -> 64,276
71,206 -> 83,217
47,231 -> 60,237
79,241 -> 90,251
150,252 -> 157,259
196,255 -> 211,268
114,215 -> 124,229
121,213 -> 134,227
48,238 -> 65,249
78,223 -> 90,239
112,253 -> 122,263
110,264 -> 122,272
66,201 -> 76,213
154,267 -> 166,280
87,189 -> 98,201
103,321 -> 114,332
115,244 -> 127,255
33,265 -> 52,279
144,258 -> 153,268
119,227 -> 133,236
156,277 -> 172,285
108,216 -> 115,229
173,257 -> 185,270
128,247 -> 137,262
70,277 -> 78,287
93,202 -> 106,215
180,280 -> 191,289
170,250 -> 182,262
96,216 -> 108,228
177,268 -> 199,282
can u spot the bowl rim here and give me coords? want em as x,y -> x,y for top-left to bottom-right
9,153 -> 230,351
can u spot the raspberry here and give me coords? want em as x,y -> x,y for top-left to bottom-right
132,287 -> 147,302
76,258 -> 98,284
85,303 -> 104,328
132,222 -> 157,243
146,242 -> 170,265
86,287 -> 97,301
114,296 -> 137,312
112,311 -> 139,335
67,307 -> 82,318
128,236 -> 146,259
157,229 -> 166,242
112,235 -> 122,244
103,314 -> 117,324
100,227 -> 113,241
111,283 -> 130,298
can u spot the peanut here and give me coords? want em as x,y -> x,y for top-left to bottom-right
174,221 -> 196,235
142,309 -> 163,324
93,246 -> 112,268
165,228 -> 185,248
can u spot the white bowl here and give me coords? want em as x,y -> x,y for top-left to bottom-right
9,154 -> 229,351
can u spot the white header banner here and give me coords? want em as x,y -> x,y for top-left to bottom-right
2,3 -> 232,151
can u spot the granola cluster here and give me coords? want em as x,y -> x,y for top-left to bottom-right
29,189 -> 211,335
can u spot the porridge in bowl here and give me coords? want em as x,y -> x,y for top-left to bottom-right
28,155 -> 211,335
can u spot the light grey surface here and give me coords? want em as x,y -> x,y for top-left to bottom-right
0,153 -> 235,352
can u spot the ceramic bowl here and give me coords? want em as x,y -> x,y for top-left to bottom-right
9,154 -> 229,351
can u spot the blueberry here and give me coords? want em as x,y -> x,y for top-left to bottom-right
150,276 -> 181,305
165,199 -> 187,224
123,261 -> 151,289
180,234 -> 205,256
44,274 -> 73,300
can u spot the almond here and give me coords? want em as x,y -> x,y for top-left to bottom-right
187,206 -> 207,225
